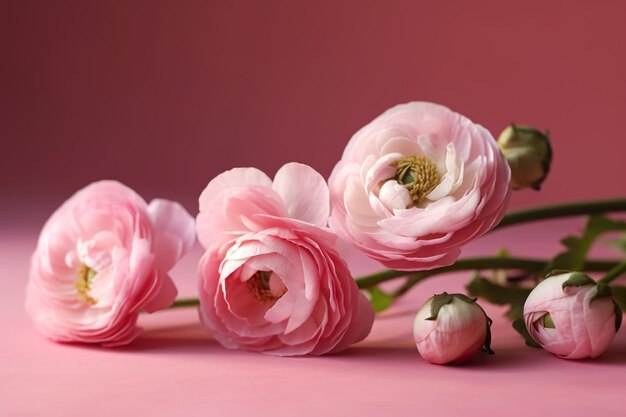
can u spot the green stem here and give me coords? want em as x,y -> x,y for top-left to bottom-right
358,257 -> 536,289
164,258 -> 620,310
494,198 -> 626,230
356,257 -> 619,289
163,198 -> 626,310
599,259 -> 626,284
392,273 -> 427,297
169,298 -> 200,309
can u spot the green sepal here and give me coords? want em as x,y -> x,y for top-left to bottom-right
590,281 -> 612,303
425,292 -> 477,320
482,315 -> 495,355
614,302 -> 623,332
366,287 -> 395,313
452,293 -> 479,304
427,291 -> 494,355
466,275 -> 531,321
561,271 -> 595,290
512,318 -> 541,348
426,292 -> 455,320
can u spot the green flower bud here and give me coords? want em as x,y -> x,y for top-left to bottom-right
497,124 -> 552,190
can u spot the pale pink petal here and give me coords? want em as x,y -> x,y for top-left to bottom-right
142,273 -> 178,313
328,101 -> 511,271
523,273 -> 618,359
197,218 -> 374,356
199,167 -> 273,212
272,162 -> 330,227
26,181 -> 187,347
148,198 -> 196,271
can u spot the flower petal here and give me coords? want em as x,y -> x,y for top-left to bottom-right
148,198 -> 196,272
272,162 -> 330,227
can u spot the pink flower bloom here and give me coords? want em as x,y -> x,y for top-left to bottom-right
196,163 -> 374,356
413,292 -> 493,364
523,272 -> 621,359
329,102 -> 511,271
25,181 -> 195,346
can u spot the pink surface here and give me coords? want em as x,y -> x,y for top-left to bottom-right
3,220 -> 626,416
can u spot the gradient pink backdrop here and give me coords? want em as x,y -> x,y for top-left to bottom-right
3,3 -> 626,416
2,0 -> 626,229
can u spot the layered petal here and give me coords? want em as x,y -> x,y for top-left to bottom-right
413,293 -> 492,364
272,162 -> 330,227
329,101 -> 511,271
196,167 -> 374,357
523,273 -> 620,359
25,180 -> 194,346
198,226 -> 374,356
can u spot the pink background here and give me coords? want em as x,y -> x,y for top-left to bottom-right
3,0 -> 626,224
2,1 -> 626,416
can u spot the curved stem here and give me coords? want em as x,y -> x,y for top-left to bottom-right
599,259 -> 626,284
167,257 -> 626,309
494,198 -> 626,230
392,273 -> 427,297
357,257 -> 544,289
164,258 -> 621,310
163,198 -> 626,310
355,257 -> 620,289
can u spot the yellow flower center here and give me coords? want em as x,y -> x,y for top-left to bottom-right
393,155 -> 441,205
247,271 -> 286,304
76,264 -> 97,305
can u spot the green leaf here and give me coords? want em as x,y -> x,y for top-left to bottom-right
550,215 -> 626,271
466,275 -> 531,321
366,287 -> 395,313
512,318 -> 541,348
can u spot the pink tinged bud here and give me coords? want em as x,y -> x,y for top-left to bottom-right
413,293 -> 494,364
523,272 -> 622,359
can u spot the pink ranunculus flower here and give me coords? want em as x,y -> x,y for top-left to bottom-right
25,181 -> 195,347
329,102 -> 511,271
523,272 -> 622,359
413,292 -> 493,364
196,163 -> 375,356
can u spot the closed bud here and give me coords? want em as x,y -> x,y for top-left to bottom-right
497,124 -> 552,190
413,292 -> 494,364
523,272 -> 622,359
